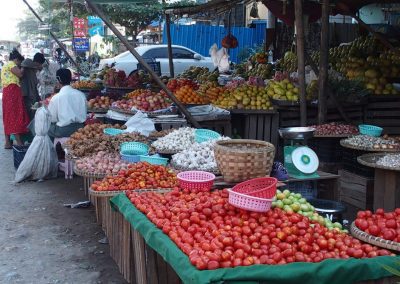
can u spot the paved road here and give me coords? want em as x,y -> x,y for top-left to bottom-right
0,100 -> 127,284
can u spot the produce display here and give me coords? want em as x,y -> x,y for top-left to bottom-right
103,67 -> 141,88
213,85 -> 273,110
272,189 -> 344,232
171,138 -> 229,173
167,78 -> 198,93
87,96 -> 114,111
355,209 -> 400,242
277,51 -> 297,73
152,127 -> 195,153
267,78 -> 299,102
127,189 -> 392,270
74,151 -> 129,175
310,123 -> 359,136
66,124 -> 150,158
342,135 -> 400,150
175,85 -> 208,104
112,92 -> 171,112
149,129 -> 175,140
179,67 -> 219,84
91,162 -> 178,191
72,80 -> 100,90
377,154 -> 400,169
246,63 -> 273,80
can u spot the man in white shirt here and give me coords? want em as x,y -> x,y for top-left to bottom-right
45,68 -> 87,138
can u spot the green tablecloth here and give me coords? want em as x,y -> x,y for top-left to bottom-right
110,193 -> 399,284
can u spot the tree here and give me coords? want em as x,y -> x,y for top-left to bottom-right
17,13 -> 42,40
101,4 -> 163,39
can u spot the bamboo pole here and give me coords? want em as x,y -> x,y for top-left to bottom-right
294,0 -> 307,126
85,0 -> 201,128
22,0 -> 84,75
165,14 -> 175,78
318,0 -> 329,124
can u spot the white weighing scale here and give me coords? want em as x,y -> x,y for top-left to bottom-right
278,127 -> 320,179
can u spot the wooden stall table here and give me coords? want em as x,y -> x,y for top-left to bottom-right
358,153 -> 400,211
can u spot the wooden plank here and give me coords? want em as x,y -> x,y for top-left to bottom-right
133,229 -> 147,284
145,245 -> 159,284
248,115 -> 258,139
155,250 -> 168,284
257,115 -> 265,141
271,113 -> 279,147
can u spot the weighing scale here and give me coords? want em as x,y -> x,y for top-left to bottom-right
278,127 -> 320,179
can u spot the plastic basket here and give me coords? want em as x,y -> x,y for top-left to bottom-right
231,177 -> 277,199
195,129 -> 221,143
358,124 -> 383,137
103,128 -> 124,136
13,144 -> 30,169
227,189 -> 273,213
120,151 -> 140,163
120,142 -> 149,155
139,155 -> 168,166
177,171 -> 215,192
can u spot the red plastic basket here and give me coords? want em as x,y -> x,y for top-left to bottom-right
231,177 -> 277,199
177,171 -> 215,192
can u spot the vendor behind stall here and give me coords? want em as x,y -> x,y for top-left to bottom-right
29,68 -> 87,138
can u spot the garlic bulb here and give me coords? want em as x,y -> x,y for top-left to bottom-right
152,127 -> 196,152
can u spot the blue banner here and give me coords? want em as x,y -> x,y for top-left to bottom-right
73,38 -> 90,51
87,16 -> 103,26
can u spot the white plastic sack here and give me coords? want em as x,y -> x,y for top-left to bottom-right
15,107 -> 58,182
209,43 -> 230,73
124,111 -> 155,137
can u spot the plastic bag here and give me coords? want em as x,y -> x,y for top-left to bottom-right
15,107 -> 58,182
209,44 -> 230,73
124,111 -> 155,137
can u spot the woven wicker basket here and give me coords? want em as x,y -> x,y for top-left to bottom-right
350,222 -> 400,252
214,139 -> 275,183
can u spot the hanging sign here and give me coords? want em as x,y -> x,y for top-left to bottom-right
73,17 -> 88,37
88,16 -> 104,37
73,38 -> 90,51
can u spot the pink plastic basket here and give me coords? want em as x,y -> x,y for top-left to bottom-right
232,177 -> 277,199
227,189 -> 273,213
177,171 -> 215,192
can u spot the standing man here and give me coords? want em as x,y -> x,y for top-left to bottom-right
20,53 -> 46,120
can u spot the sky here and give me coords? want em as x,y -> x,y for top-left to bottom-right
0,0 -> 39,41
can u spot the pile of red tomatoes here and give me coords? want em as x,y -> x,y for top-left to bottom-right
355,209 -> 400,242
127,189 -> 392,270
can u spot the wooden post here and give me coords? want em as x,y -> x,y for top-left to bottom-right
318,0 -> 329,124
165,13 -> 175,78
85,0 -> 201,128
294,0 -> 307,126
22,0 -> 84,75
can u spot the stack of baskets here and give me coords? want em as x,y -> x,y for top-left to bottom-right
228,177 -> 277,212
214,139 -> 275,183
120,142 -> 149,163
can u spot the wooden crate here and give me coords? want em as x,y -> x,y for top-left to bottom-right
364,96 -> 400,135
199,119 -> 232,137
231,110 -> 279,146
339,170 -> 374,210
108,210 -> 181,284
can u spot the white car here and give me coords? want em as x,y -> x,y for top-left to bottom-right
99,44 -> 215,77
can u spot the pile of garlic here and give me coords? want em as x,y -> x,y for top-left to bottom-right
152,127 -> 195,153
171,138 -> 230,173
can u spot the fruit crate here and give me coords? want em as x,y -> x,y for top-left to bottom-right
364,96 -> 400,135
341,147 -> 375,178
339,169 -> 374,210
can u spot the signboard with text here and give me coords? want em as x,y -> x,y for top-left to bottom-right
73,38 -> 90,52
73,17 -> 88,37
88,16 -> 104,37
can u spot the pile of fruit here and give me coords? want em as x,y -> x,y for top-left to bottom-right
127,189 -> 392,270
72,80 -> 100,90
213,85 -> 272,110
66,124 -> 151,158
310,123 -> 359,136
74,151 -> 129,175
246,63 -> 273,80
103,67 -> 141,88
91,162 -> 177,191
167,78 -> 198,93
277,51 -> 297,73
355,209 -> 400,242
180,67 -> 219,84
125,89 -> 151,99
113,92 -> 170,112
272,190 -> 344,232
342,135 -> 400,150
175,85 -> 208,104
267,79 -> 299,102
87,96 -> 114,110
